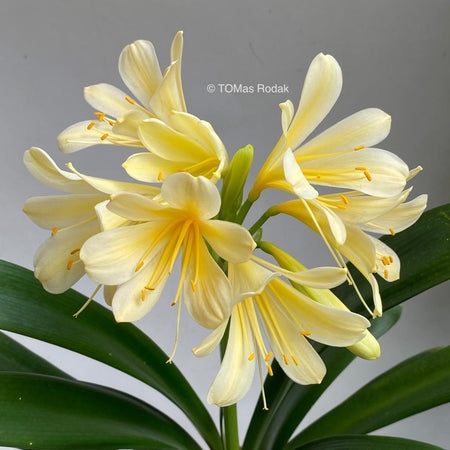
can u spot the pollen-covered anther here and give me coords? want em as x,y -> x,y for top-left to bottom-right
190,279 -> 196,292
340,194 -> 349,205
292,355 -> 299,365
51,227 -> 58,236
135,261 -> 144,272
100,133 -> 109,141
354,145 -> 365,151
283,354 -> 289,365
382,256 -> 390,266
145,286 -> 155,291
87,121 -> 96,130
157,172 -> 163,181
267,364 -> 274,376
264,352 -> 273,362
337,204 -> 347,210
363,170 -> 372,182
98,112 -> 105,122
67,260 -> 73,270
141,289 -> 146,301
384,269 -> 389,279
389,255 -> 394,263
389,228 -> 396,236
300,330 -> 312,336
70,248 -> 81,255
248,352 -> 255,361
125,96 -> 136,105
355,166 -> 367,171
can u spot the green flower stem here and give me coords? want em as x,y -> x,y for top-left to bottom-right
248,207 -> 279,237
235,198 -> 255,224
221,404 -> 240,450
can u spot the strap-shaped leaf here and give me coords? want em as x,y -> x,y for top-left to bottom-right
243,205 -> 449,449
288,346 -> 450,448
289,434 -> 443,450
242,307 -> 401,450
0,261 -> 220,450
0,372 -> 201,449
0,331 -> 72,378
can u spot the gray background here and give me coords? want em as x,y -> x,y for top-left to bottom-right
0,0 -> 449,448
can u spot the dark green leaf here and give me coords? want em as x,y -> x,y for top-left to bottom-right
244,205 -> 449,450
0,261 -> 220,450
0,331 -> 71,378
288,346 -> 450,448
0,372 -> 201,449
290,434 -> 443,450
243,307 -> 402,450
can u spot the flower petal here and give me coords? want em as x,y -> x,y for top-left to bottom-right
106,192 -> 165,222
286,53 -> 342,150
183,237 -> 232,329
118,39 -> 163,106
24,147 -> 95,193
371,237 -> 400,282
162,173 -> 221,218
201,220 -> 256,264
23,194 -> 104,229
206,307 -> 255,406
297,108 -> 391,158
280,100 -> 294,136
112,110 -> 150,137
34,220 -> 100,293
84,83 -> 140,118
192,320 -> 228,357
283,149 -> 319,199
94,200 -> 130,231
123,152 -> 188,183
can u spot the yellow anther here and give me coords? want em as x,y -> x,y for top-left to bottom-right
141,289 -> 146,301
125,96 -> 136,105
190,279 -> 196,292
355,166 -> 367,171
264,352 -> 273,362
382,256 -> 390,266
70,248 -> 81,255
267,365 -> 274,376
283,354 -> 289,365
384,269 -> 389,279
389,255 -> 394,263
300,330 -> 312,336
389,228 -> 396,236
100,133 -> 109,141
248,353 -> 255,361
340,194 -> 349,204
67,260 -> 73,270
106,119 -> 115,126
316,175 -> 321,179
98,112 -> 105,122
337,204 -> 347,210
145,286 -> 155,291
87,121 -> 96,130
292,355 -> 299,365
135,261 -> 144,272
354,145 -> 365,151
364,170 -> 372,181
94,112 -> 102,117
157,172 -> 163,181
171,300 -> 177,306
51,227 -> 58,236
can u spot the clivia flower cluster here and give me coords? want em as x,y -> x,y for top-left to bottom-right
23,31 -> 427,408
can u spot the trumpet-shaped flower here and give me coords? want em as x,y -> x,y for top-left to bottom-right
250,53 -> 409,201
22,147 -> 159,294
80,173 -> 256,348
193,258 -> 369,407
57,32 -> 228,182
275,186 -> 427,316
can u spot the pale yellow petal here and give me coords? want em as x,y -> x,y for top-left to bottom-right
107,192 -> 165,222
280,100 -> 294,136
94,200 -> 130,231
112,110 -> 149,137
57,120 -> 112,153
103,285 -> 117,306
283,149 -> 319,199
371,237 -> 400,282
192,320 -> 228,357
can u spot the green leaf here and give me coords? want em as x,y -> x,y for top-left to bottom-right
242,307 -> 402,450
289,434 -> 443,450
0,261 -> 221,450
288,346 -> 450,448
0,331 -> 71,378
0,372 -> 201,449
244,205 -> 449,449
334,204 -> 450,316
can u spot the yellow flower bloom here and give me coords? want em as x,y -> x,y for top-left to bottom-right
250,53 -> 408,201
193,258 -> 369,407
22,147 -> 159,294
80,173 -> 256,359
57,31 -> 228,182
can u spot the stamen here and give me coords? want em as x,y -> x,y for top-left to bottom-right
248,352 -> 255,361
292,355 -> 299,365
267,364 -> 274,376
125,96 -> 135,104
363,170 -> 372,181
384,269 -> 389,279
340,194 -> 349,204
94,112 -> 102,117
264,352 -> 273,362
382,256 -> 390,266
389,227 -> 396,236
283,354 -> 289,365
70,248 -> 81,255
167,292 -> 183,363
73,284 -> 102,318
355,166 -> 367,171
100,133 -> 109,141
67,260 -> 73,270
389,255 -> 394,263
51,227 -> 58,236
256,351 -> 269,410
135,261 -> 144,272
87,121 -> 96,130
337,204 -> 347,210
98,112 -> 105,122
141,289 -> 146,301
190,279 -> 196,292
145,286 -> 155,290
354,145 -> 365,151
300,330 -> 312,336
158,172 -> 163,181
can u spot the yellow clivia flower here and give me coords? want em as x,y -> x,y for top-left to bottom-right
250,53 -> 408,201
193,257 -> 369,407
22,147 -> 159,294
80,172 -> 255,360
58,31 -> 228,183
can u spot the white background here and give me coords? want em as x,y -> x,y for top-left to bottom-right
0,0 -> 449,448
